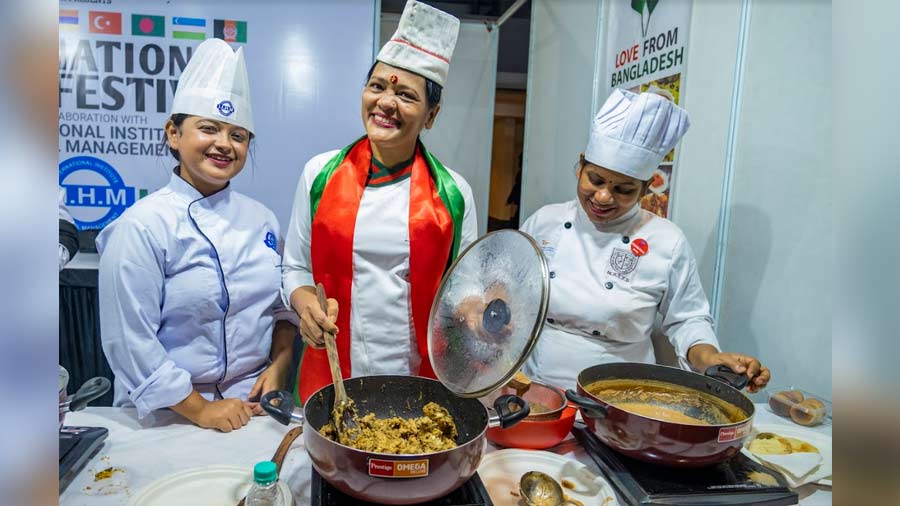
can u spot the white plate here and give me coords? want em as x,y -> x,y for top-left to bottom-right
129,465 -> 293,506
742,424 -> 832,487
478,449 -> 619,506
649,169 -> 669,194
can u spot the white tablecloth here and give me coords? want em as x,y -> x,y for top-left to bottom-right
59,404 -> 831,505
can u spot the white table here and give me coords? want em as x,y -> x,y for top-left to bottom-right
60,404 -> 831,505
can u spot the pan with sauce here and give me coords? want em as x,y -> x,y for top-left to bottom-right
585,378 -> 748,426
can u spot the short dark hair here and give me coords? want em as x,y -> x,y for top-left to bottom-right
366,62 -> 442,109
163,113 -> 254,161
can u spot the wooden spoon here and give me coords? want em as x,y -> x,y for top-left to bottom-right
315,283 -> 358,438
236,426 -> 303,506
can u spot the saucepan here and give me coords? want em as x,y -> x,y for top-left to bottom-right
262,375 -> 528,504
566,363 -> 755,467
59,365 -> 111,428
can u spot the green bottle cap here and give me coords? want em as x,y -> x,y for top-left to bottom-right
253,461 -> 278,484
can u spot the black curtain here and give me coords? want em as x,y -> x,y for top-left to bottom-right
59,268 -> 114,406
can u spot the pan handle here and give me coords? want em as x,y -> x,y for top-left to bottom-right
704,365 -> 750,390
65,377 -> 111,413
565,389 -> 608,419
261,390 -> 304,426
488,395 -> 531,429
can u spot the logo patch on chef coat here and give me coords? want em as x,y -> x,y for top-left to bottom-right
608,248 -> 639,281
540,239 -> 556,259
264,231 -> 277,252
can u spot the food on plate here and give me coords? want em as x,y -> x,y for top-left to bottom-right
790,398 -> 827,426
768,390 -> 804,416
648,170 -> 669,194
640,191 -> 669,217
747,471 -> 779,486
319,401 -> 458,454
561,478 -> 575,489
586,378 -> 748,425
748,432 -> 819,456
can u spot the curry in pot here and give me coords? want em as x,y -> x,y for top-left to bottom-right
319,402 -> 458,454
585,378 -> 748,426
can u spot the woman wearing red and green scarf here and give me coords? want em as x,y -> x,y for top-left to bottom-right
282,0 -> 477,405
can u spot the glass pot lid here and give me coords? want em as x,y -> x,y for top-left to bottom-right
427,229 -> 550,397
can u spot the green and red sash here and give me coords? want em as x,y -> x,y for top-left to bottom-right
295,137 -> 465,405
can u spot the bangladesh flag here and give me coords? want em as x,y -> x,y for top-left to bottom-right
132,14 -> 164,37
214,19 -> 247,43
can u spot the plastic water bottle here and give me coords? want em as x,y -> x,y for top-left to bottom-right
246,461 -> 283,506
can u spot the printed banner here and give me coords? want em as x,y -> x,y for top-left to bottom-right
59,0 -> 375,240
605,0 -> 692,218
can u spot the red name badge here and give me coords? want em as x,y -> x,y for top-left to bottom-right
631,238 -> 649,256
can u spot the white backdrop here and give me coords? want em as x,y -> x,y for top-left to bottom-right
58,0 -> 376,235
381,14 -> 497,235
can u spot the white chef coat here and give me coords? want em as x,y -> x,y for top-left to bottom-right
520,200 -> 719,389
97,170 -> 291,418
282,149 -> 478,376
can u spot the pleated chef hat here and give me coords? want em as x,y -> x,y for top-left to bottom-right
584,89 -> 690,181
172,38 -> 254,134
376,0 -> 460,86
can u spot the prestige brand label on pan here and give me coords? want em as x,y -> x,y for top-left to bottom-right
717,421 -> 752,443
368,458 -> 429,478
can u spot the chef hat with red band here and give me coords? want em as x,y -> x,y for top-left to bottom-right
376,0 -> 459,87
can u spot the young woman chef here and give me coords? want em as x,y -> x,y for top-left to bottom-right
521,89 -> 771,392
97,39 -> 296,432
282,0 -> 478,404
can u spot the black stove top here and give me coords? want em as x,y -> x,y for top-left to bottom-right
311,468 -> 493,506
59,426 -> 108,493
572,423 -> 798,505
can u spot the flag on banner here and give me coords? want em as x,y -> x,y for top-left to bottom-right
213,19 -> 247,43
131,14 -> 164,37
89,11 -> 122,35
59,9 -> 79,29
172,17 -> 206,40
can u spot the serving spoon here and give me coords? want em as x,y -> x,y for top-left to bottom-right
520,471 -> 584,506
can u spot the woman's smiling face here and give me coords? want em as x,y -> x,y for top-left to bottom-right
576,158 -> 649,224
165,116 -> 250,195
361,62 -> 438,152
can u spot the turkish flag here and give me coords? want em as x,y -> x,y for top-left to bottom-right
89,11 -> 122,35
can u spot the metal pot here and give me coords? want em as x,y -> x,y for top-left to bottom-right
566,363 -> 755,467
262,375 -> 528,504
58,365 -> 111,429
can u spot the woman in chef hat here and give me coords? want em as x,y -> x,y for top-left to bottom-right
97,38 -> 296,432
520,89 -> 771,391
282,0 -> 478,404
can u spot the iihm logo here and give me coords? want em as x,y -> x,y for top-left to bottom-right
59,156 -> 146,229
632,0 -> 660,37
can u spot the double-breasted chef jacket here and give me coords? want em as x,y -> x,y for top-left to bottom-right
521,200 -> 720,388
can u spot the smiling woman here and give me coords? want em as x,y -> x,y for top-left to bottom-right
282,0 -> 480,405
95,38 -> 297,433
164,114 -> 251,196
520,89 -> 771,393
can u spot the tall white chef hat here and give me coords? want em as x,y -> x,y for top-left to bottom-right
584,89 -> 690,181
172,38 -> 254,134
376,0 -> 460,87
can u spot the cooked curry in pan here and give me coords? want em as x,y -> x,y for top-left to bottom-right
585,378 -> 748,425
320,402 -> 458,454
